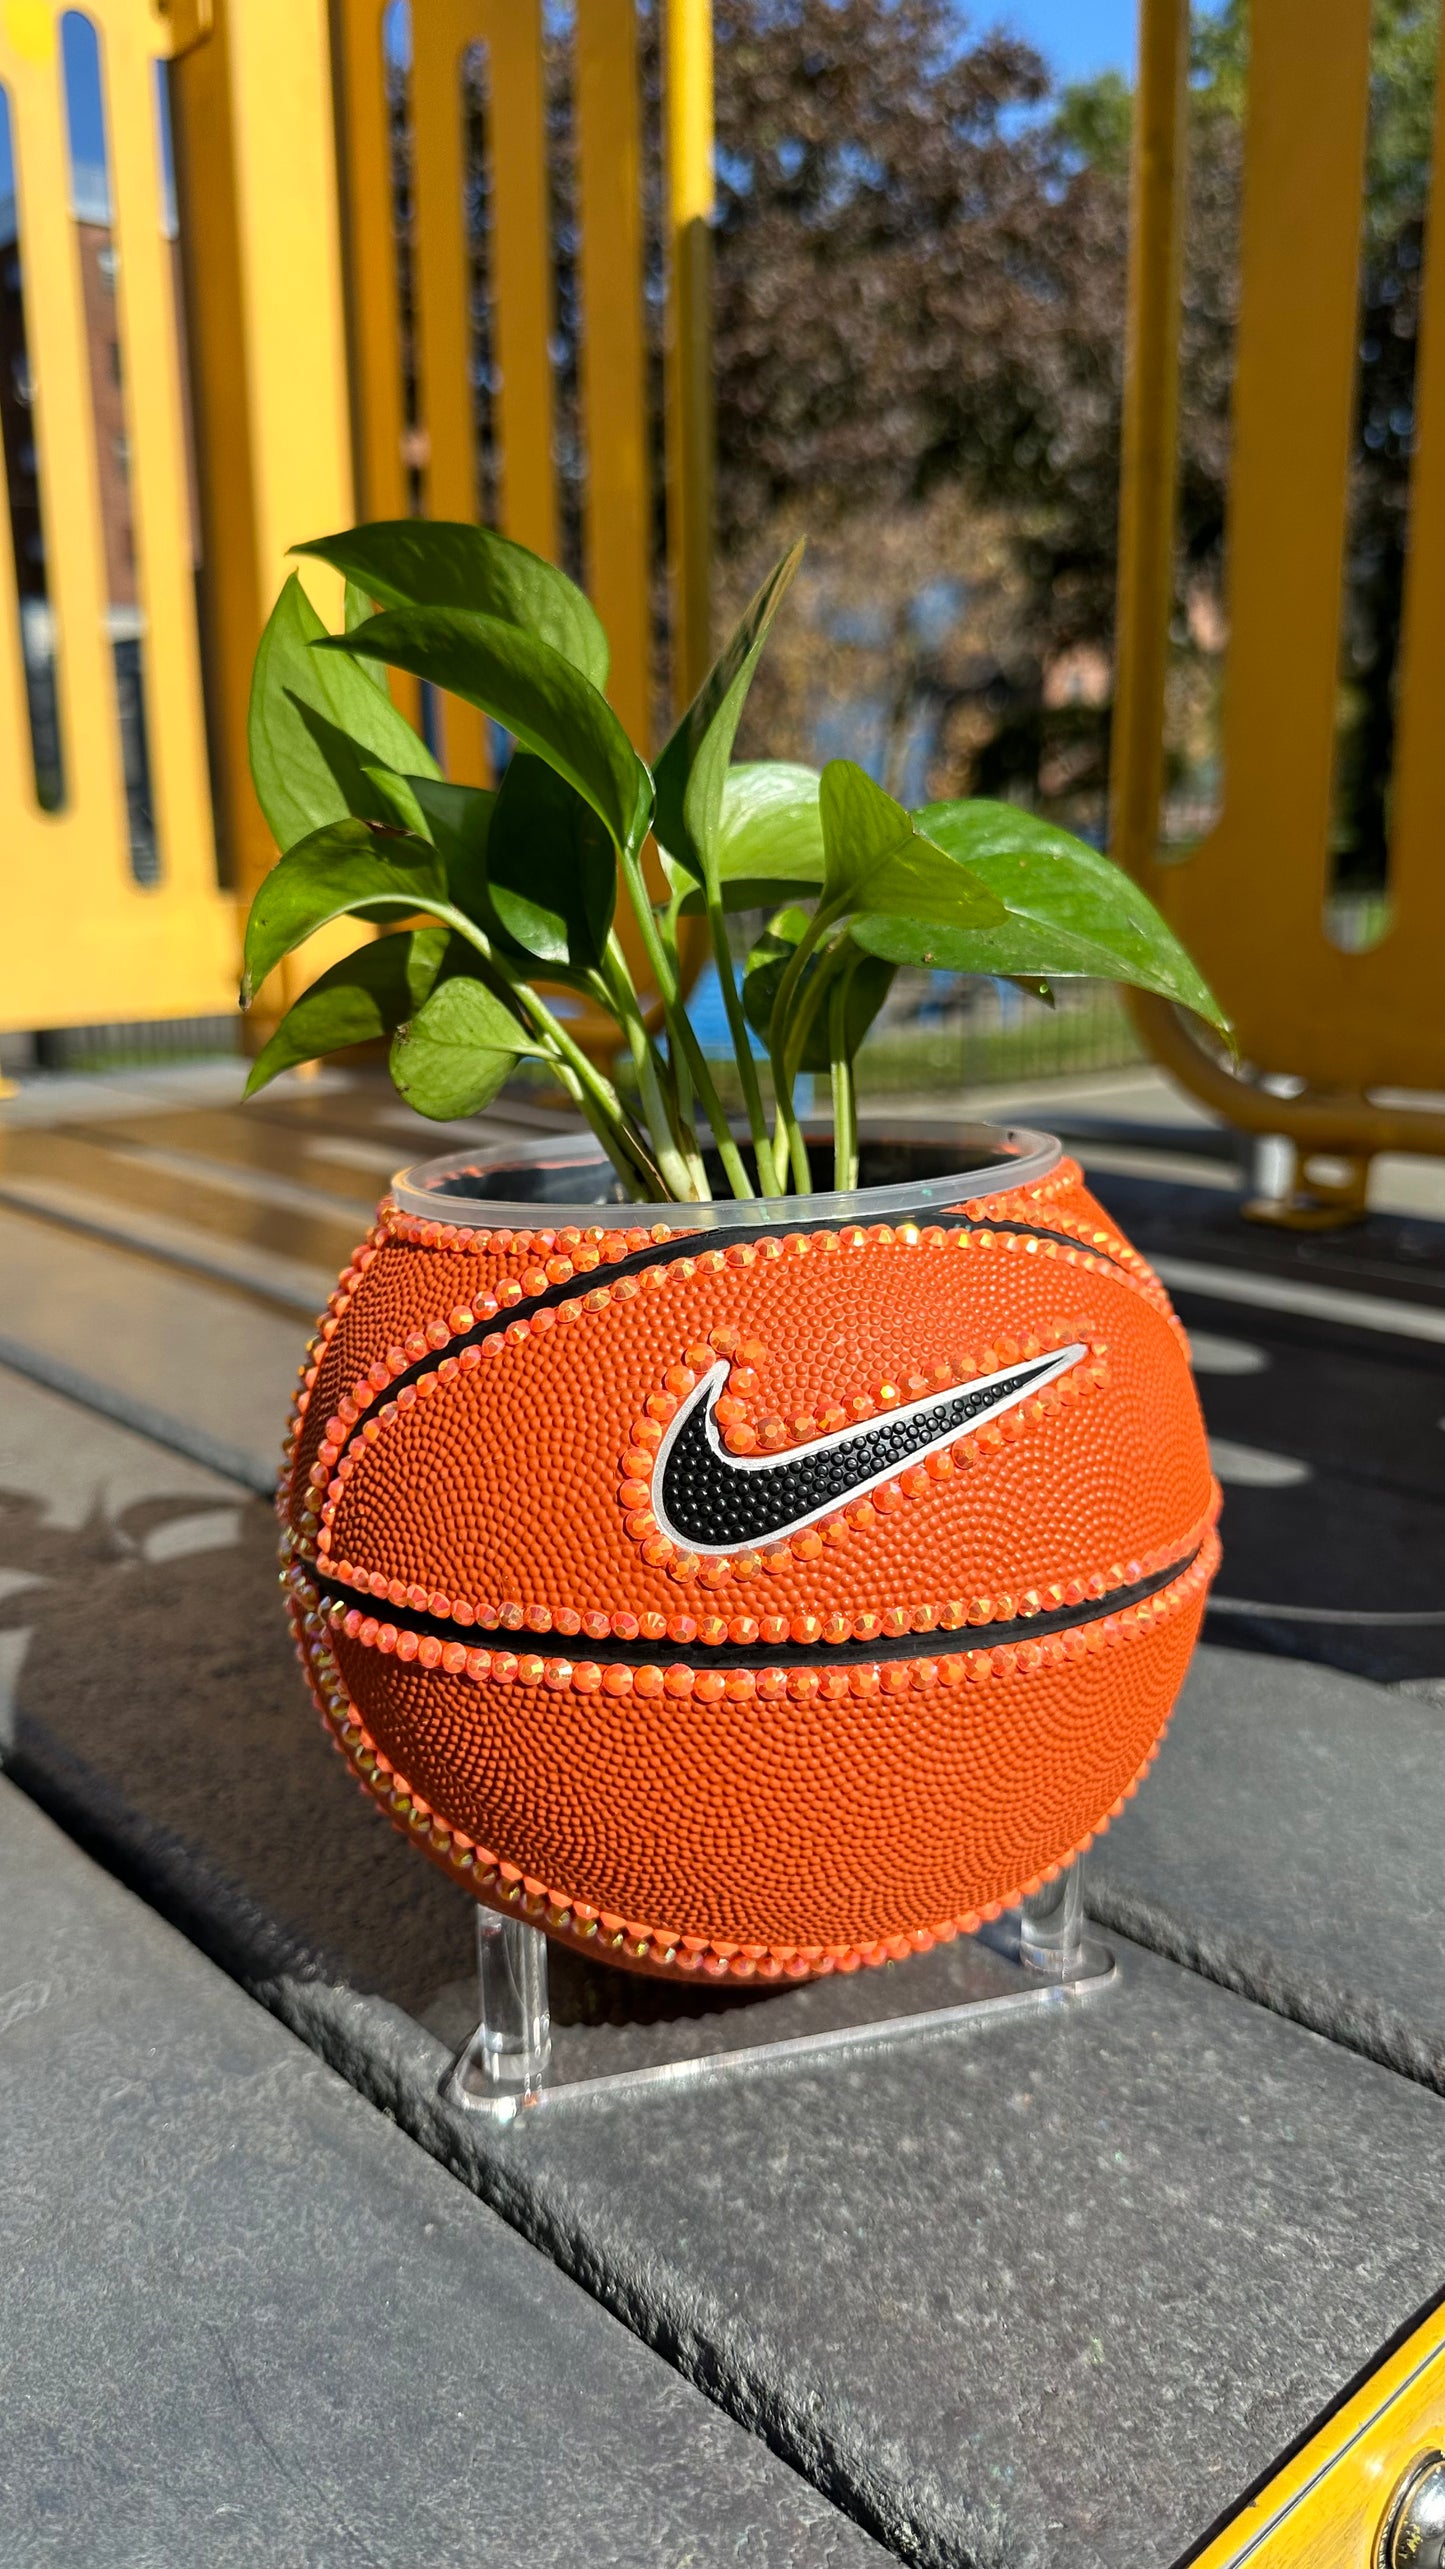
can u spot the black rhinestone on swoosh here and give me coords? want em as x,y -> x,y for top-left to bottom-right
655,1350 -> 1080,1553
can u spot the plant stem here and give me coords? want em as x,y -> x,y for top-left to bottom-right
547,1053 -> 664,1198
828,968 -> 858,1192
703,895 -> 779,1194
601,942 -> 698,1200
617,844 -> 757,1202
766,897 -> 844,1191
421,899 -> 662,1194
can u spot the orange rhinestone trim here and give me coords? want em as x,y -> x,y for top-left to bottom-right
295,1529 -> 1216,1694
381,1211 -> 697,1257
286,1531 -> 1218,1979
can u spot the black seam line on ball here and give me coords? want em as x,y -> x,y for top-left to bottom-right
314,1547 -> 1198,1669
656,1351 -> 1077,1553
335,1211 -> 1135,1470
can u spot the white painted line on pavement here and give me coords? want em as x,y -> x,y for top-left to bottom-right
1152,1254 -> 1445,1343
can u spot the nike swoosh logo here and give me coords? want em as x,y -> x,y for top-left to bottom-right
653,1344 -> 1087,1555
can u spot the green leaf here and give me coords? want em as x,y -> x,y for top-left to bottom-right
286,699 -> 400,830
247,573 -> 439,854
243,927 -> 448,1096
486,753 -> 616,969
280,693 -> 430,841
819,760 -> 1006,927
405,775 -> 496,924
670,762 -> 825,914
344,579 -> 391,692
818,761 -> 913,906
849,800 -> 1229,1033
742,915 -> 894,1073
241,818 -> 446,1000
653,540 -> 804,882
389,975 -> 538,1121
296,520 -> 610,689
358,760 -> 429,835
320,608 -> 648,853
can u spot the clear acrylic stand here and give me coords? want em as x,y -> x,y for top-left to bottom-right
442,1857 -> 1114,2121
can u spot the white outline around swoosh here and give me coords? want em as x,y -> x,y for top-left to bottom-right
651,1344 -> 1088,1556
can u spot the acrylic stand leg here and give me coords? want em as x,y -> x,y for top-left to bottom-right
443,1910 -> 552,2117
442,1858 -> 1114,2120
1018,1856 -> 1089,1982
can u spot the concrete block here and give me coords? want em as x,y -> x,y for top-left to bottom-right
0,1780 -> 882,2568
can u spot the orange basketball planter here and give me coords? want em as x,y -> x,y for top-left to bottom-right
282,1130 -> 1219,1982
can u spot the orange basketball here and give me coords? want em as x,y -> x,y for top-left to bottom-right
283,1132 -> 1219,1981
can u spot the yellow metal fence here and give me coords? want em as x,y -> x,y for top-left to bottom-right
0,0 -> 713,1038
1113,0 -> 1445,1217
0,0 -> 231,1030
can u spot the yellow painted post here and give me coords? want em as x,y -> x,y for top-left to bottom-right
482,0 -> 557,565
410,0 -> 480,541
1108,0 -> 1189,882
409,0 -> 492,784
409,0 -> 558,729
170,0 -> 354,926
330,0 -> 422,734
1184,0 -> 1373,986
1113,0 -> 1445,1204
1382,36 -> 1445,975
105,3 -> 217,941
332,0 -> 408,526
0,0 -> 233,1034
664,0 -> 714,711
575,0 -> 650,751
0,3 -> 125,882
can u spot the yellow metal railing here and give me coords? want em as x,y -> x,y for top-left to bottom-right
1113,0 -> 1445,1220
0,0 -> 713,1040
0,0 -> 232,1030
331,0 -> 713,1030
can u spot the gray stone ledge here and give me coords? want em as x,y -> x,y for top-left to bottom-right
1090,1643 -> 1445,2092
0,1780 -> 884,2569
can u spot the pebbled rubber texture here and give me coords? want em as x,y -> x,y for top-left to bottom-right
282,1158 -> 1219,1976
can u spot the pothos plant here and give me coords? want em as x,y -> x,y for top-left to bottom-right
240,521 -> 1225,1202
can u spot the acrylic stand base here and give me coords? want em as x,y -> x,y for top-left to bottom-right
442,1862 -> 1113,2123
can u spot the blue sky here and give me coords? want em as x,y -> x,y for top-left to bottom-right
979,0 -> 1138,86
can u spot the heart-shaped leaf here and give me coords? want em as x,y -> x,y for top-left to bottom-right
248,574 -> 439,854
670,762 -> 825,914
298,520 -> 610,689
849,799 -> 1228,1032
485,752 -> 616,969
320,608 -> 648,854
243,926 -> 449,1096
390,975 -> 538,1121
241,818 -> 446,1000
654,541 -> 805,883
819,760 -> 1006,927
